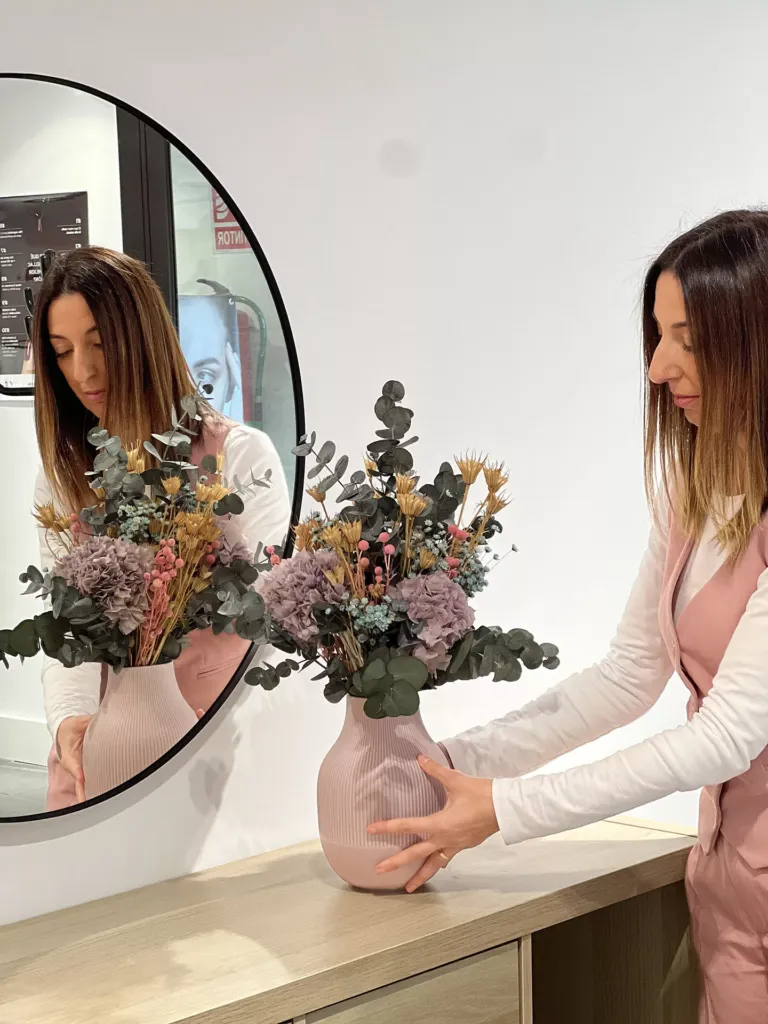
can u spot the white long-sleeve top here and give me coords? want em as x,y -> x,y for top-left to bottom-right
34,423 -> 291,746
443,503 -> 768,845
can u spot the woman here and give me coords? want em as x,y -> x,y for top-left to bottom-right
32,247 -> 290,809
371,210 -> 768,1023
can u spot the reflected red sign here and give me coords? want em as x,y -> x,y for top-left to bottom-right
211,189 -> 250,251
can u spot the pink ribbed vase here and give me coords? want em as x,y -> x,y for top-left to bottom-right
317,696 -> 449,891
82,664 -> 198,800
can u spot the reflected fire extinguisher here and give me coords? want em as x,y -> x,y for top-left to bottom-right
197,279 -> 268,428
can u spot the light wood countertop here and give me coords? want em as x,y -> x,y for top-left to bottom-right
0,818 -> 695,1024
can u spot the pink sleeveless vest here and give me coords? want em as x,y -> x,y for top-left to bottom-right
45,415 -> 251,810
660,510 -> 768,867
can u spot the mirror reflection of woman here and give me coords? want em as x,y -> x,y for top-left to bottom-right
31,247 -> 290,810
370,211 -> 768,1023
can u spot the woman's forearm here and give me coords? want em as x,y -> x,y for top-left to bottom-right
443,515 -> 673,778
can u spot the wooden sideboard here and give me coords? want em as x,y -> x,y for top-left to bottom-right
0,817 -> 699,1023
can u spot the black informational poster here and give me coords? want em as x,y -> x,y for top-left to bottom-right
0,191 -> 88,387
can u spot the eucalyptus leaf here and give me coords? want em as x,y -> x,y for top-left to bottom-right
324,679 -> 348,703
143,441 -> 163,461
11,620 -> 39,659
382,380 -> 405,402
180,394 -> 199,418
387,655 -> 428,690
317,440 -> 336,464
374,395 -> 395,422
87,427 -> 109,448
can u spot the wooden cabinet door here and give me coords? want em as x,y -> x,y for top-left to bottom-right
300,942 -> 521,1024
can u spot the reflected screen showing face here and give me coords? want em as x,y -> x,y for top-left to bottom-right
178,294 -> 243,421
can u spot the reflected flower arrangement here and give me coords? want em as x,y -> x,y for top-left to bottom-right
0,398 -> 274,672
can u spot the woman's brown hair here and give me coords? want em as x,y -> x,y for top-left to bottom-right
33,247 -> 197,512
643,210 -> 768,560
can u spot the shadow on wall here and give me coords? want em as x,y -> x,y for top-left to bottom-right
0,664 -> 340,926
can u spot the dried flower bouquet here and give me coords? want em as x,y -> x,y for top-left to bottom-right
0,398 -> 274,671
245,381 -> 559,717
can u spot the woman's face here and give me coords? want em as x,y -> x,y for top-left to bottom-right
47,292 -> 107,418
648,271 -> 701,426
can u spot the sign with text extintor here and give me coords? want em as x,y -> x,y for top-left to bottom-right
211,189 -> 250,252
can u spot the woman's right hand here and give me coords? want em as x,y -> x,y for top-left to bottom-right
56,715 -> 92,803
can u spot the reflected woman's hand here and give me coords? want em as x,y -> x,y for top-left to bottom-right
56,715 -> 92,803
56,709 -> 203,805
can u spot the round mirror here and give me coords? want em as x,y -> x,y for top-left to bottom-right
0,75 -> 303,820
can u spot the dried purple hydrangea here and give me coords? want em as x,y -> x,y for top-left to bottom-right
391,571 -> 475,673
216,531 -> 253,566
55,536 -> 154,634
257,549 -> 344,644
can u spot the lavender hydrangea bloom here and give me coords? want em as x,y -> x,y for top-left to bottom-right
392,571 -> 475,673
55,536 -> 154,635
216,531 -> 253,566
257,549 -> 344,644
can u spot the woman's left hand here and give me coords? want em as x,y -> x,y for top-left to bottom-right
368,755 -> 499,892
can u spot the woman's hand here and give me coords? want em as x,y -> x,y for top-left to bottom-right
56,715 -> 92,803
368,755 -> 499,893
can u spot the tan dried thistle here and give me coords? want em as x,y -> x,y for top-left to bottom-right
397,492 -> 429,518
484,461 -> 509,494
293,522 -> 315,551
486,491 -> 511,516
162,476 -> 182,496
418,548 -> 438,570
306,486 -> 326,504
33,502 -> 71,534
340,520 -> 363,549
323,565 -> 346,587
196,481 -> 230,505
455,451 -> 485,485
126,441 -> 147,475
321,523 -> 344,551
176,511 -> 220,543
395,473 -> 417,494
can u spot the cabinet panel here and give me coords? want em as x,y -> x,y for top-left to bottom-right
304,942 -> 520,1024
532,880 -> 698,1024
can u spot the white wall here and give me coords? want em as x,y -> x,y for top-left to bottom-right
0,0 -> 767,923
0,80 -> 121,763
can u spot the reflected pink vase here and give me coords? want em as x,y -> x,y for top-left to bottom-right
82,663 -> 198,800
317,696 -> 449,891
